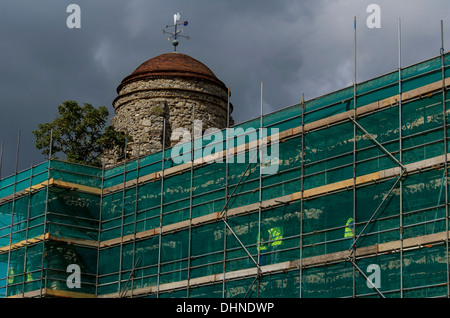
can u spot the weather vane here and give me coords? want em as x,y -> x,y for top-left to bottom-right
162,12 -> 189,52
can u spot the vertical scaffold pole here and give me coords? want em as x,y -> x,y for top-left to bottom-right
40,129 -> 51,297
352,16 -> 357,298
6,131 -> 20,297
156,118 -> 166,297
22,163 -> 33,297
131,140 -> 141,297
119,140 -> 142,298
398,18 -> 404,298
222,88 -> 230,297
257,81 -> 263,297
440,19 -> 449,298
117,136 -> 128,297
187,103 -> 195,298
299,93 -> 305,298
95,162 -> 105,297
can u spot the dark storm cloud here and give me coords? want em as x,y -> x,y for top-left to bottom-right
0,0 -> 449,177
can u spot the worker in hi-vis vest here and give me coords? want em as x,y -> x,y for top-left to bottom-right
256,231 -> 269,266
7,266 -> 14,285
26,266 -> 32,282
345,217 -> 355,248
268,226 -> 283,263
268,227 -> 283,247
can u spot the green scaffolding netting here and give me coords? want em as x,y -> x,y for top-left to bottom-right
1,52 -> 450,298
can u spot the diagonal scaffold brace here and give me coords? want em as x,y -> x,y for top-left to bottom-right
346,256 -> 386,298
346,113 -> 407,299
347,114 -> 406,171
347,114 -> 408,253
218,148 -> 263,295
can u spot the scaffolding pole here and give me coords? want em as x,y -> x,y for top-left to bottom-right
440,19 -> 449,298
95,162 -> 105,297
6,131 -> 20,297
351,15 -> 357,298
156,118 -> 166,297
39,129 -> 51,297
222,88 -> 230,298
120,256 -> 141,298
398,17 -> 405,298
219,151 -> 259,218
186,103 -> 195,298
133,140 -> 141,296
120,139 -> 141,298
221,218 -> 261,271
256,81 -> 263,298
217,109 -> 264,274
117,136 -> 128,297
347,257 -> 386,298
348,170 -> 405,251
21,163 -> 33,297
347,115 -> 406,171
299,93 -> 305,298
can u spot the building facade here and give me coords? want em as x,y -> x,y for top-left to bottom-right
0,51 -> 449,298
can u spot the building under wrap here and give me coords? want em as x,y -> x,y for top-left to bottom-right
1,51 -> 450,298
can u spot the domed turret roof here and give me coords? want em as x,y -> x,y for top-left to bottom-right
117,52 -> 227,93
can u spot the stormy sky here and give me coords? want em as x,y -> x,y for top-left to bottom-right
0,0 -> 448,177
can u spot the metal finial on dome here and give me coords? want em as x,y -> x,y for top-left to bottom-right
162,12 -> 190,52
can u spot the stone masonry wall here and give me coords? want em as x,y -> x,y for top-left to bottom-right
101,77 -> 233,167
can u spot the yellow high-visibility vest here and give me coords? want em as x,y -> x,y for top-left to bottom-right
26,267 -> 32,282
345,218 -> 355,238
268,227 -> 283,246
256,235 -> 268,252
7,267 -> 14,284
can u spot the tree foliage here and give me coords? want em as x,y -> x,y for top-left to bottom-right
33,100 -> 128,167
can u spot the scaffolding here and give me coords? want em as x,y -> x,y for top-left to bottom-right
0,25 -> 450,298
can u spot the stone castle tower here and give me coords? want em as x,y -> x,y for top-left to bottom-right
102,52 -> 233,166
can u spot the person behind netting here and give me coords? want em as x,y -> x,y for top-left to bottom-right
256,223 -> 270,266
345,217 -> 355,248
268,225 -> 283,264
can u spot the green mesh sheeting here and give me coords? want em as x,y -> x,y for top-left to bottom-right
94,52 -> 450,298
1,242 -> 44,297
0,160 -> 102,200
47,188 -> 100,241
49,160 -> 102,188
0,162 -> 47,199
45,241 -> 97,295
0,240 -> 98,297
0,52 -> 450,298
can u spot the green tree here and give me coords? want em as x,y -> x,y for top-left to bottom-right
33,100 -> 128,167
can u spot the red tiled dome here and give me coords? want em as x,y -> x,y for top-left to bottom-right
117,52 -> 227,93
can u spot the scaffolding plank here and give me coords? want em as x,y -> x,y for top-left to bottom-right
48,234 -> 98,248
52,179 -> 101,195
0,234 -> 47,252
